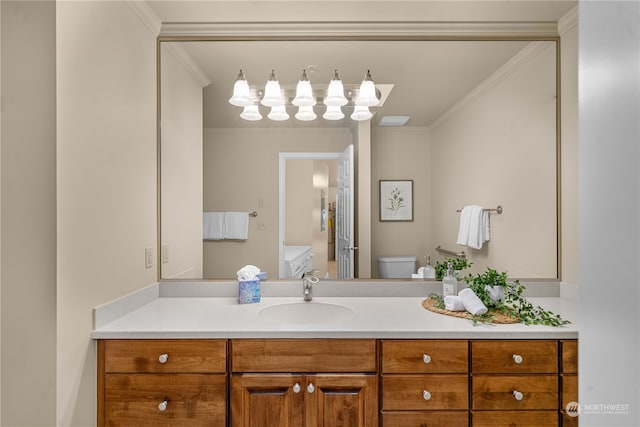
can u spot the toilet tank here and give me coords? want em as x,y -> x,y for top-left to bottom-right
378,256 -> 417,278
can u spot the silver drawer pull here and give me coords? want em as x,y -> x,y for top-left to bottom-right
158,400 -> 168,411
158,354 -> 169,364
293,383 -> 301,394
512,354 -> 523,364
513,390 -> 524,401
422,390 -> 432,401
307,383 -> 315,394
422,354 -> 432,364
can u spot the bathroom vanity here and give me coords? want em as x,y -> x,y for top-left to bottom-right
92,281 -> 579,426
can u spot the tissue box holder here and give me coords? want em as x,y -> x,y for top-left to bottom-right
238,279 -> 261,304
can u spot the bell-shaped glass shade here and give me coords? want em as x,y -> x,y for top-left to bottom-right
323,105 -> 344,120
350,105 -> 373,121
324,70 -> 348,107
240,104 -> 262,121
295,105 -> 317,121
292,70 -> 315,107
268,105 -> 290,121
260,70 -> 284,107
356,70 -> 379,106
228,70 -> 253,107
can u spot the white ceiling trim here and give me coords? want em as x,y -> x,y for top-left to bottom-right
163,44 -> 211,88
430,41 -> 553,129
125,0 -> 162,37
159,21 -> 558,39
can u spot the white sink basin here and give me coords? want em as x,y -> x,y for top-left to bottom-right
258,302 -> 355,325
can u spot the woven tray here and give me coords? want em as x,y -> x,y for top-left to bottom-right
421,297 -> 520,324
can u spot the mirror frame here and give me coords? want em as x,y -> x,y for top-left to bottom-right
156,22 -> 562,282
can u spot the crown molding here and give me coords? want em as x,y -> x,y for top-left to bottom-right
163,43 -> 211,88
430,41 -> 553,129
125,0 -> 162,37
557,6 -> 578,36
159,21 -> 559,40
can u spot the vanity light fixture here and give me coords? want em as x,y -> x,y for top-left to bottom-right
260,69 -> 285,107
355,70 -> 379,107
240,104 -> 262,121
295,105 -> 317,121
268,105 -> 290,121
228,69 -> 253,107
324,69 -> 349,107
350,105 -> 374,121
323,105 -> 345,120
292,69 -> 315,107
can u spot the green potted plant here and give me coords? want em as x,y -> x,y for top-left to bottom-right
434,257 -> 472,280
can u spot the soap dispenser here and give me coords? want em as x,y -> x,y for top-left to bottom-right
442,262 -> 457,297
422,255 -> 436,279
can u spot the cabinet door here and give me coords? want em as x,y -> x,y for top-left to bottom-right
231,374 -> 304,427
305,374 -> 377,427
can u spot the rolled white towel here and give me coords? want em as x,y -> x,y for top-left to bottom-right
444,295 -> 466,312
458,288 -> 488,316
484,285 -> 504,302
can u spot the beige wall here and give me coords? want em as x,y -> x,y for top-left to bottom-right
285,159 -> 313,244
160,44 -> 204,279
371,127 -> 432,277
203,127 -> 351,278
1,2 -> 57,425
430,42 -> 557,278
56,2 -> 157,425
312,161 -> 329,275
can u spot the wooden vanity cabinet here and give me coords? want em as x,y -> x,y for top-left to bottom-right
560,339 -> 579,426
97,339 -> 228,426
380,340 -> 469,426
230,339 -> 378,427
471,340 -> 559,427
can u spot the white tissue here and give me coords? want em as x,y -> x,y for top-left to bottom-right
458,288 -> 488,316
444,295 -> 465,311
485,285 -> 504,302
237,265 -> 261,281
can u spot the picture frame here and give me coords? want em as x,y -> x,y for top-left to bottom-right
379,180 -> 413,221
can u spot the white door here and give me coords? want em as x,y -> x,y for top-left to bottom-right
336,145 -> 355,278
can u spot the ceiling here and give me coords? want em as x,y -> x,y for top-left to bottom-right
150,1 -> 575,128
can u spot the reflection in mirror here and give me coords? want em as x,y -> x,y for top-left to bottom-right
160,39 -> 558,281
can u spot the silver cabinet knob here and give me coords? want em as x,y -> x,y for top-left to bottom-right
513,390 -> 524,401
422,390 -> 431,401
158,400 -> 168,411
307,383 -> 315,394
422,354 -> 432,364
158,354 -> 169,364
292,383 -> 301,394
512,354 -> 523,364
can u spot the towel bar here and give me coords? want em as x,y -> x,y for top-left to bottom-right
435,246 -> 467,259
249,211 -> 258,217
456,205 -> 502,214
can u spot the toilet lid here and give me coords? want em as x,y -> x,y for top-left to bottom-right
378,256 -> 417,262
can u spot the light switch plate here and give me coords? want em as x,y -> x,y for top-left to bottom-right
145,247 -> 153,269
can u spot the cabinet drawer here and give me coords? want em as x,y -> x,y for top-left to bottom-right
382,374 -> 468,410
471,340 -> 558,373
382,410 -> 468,426
472,410 -> 558,426
104,339 -> 227,373
104,373 -> 227,425
561,340 -> 578,373
231,339 -> 376,372
561,374 -> 578,409
472,374 -> 558,410
381,340 -> 468,373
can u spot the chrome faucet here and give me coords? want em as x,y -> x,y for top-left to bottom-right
302,273 -> 320,301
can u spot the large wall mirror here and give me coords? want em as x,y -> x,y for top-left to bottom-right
159,34 -> 559,281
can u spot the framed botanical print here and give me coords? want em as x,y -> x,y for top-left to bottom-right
379,180 -> 413,221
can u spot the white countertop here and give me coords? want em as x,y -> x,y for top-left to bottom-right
91,281 -> 578,340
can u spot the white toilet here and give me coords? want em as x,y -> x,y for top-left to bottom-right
378,256 -> 417,278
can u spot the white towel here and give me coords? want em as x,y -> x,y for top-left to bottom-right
223,211 -> 249,240
203,212 -> 224,240
482,210 -> 491,242
456,205 -> 475,245
444,295 -> 465,311
467,205 -> 485,249
458,288 -> 488,315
